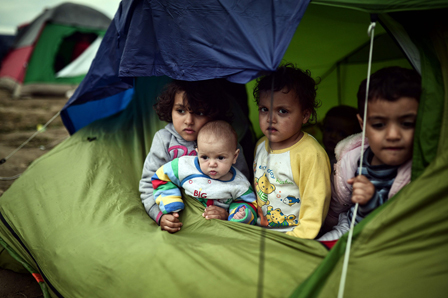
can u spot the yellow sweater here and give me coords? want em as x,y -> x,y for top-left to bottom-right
253,133 -> 331,239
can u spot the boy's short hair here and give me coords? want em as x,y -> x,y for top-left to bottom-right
198,120 -> 238,150
357,66 -> 421,118
154,80 -> 233,123
253,63 -> 321,124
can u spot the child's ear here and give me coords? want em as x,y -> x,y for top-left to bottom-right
233,149 -> 240,164
302,110 -> 311,124
195,148 -> 199,154
357,114 -> 363,130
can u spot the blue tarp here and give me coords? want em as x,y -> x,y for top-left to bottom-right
61,0 -> 309,134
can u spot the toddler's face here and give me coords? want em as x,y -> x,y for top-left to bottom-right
172,91 -> 210,142
196,135 -> 239,181
258,88 -> 310,150
360,96 -> 418,166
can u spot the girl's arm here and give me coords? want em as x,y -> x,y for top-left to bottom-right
139,132 -> 171,224
287,148 -> 331,239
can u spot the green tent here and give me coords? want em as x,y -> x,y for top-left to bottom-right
1,0 -> 447,297
0,2 -> 110,97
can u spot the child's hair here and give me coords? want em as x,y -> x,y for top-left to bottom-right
197,120 -> 238,150
323,105 -> 361,131
357,66 -> 421,118
253,63 -> 321,124
154,79 -> 233,123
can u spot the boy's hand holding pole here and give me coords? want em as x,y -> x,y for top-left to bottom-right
347,175 -> 375,205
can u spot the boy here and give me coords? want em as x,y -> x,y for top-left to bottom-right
151,120 -> 257,233
253,63 -> 331,239
319,66 -> 421,241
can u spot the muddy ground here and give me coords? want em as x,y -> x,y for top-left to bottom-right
0,88 -> 69,297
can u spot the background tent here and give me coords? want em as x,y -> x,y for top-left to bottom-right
0,34 -> 15,68
0,2 -> 111,97
1,0 -> 447,297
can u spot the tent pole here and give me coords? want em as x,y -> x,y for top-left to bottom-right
337,62 -> 341,105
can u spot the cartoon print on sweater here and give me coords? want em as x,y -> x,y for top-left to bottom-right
255,173 -> 275,203
255,172 -> 275,226
266,206 -> 298,227
283,196 -> 300,206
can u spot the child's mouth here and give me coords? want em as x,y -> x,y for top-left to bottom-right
184,128 -> 195,134
384,147 -> 403,151
209,171 -> 217,176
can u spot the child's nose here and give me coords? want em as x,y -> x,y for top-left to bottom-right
185,113 -> 194,125
267,113 -> 276,124
386,125 -> 401,140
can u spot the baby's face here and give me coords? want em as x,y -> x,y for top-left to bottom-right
196,136 -> 238,181
362,96 -> 418,166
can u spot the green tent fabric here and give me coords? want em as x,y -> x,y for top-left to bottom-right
0,76 -> 329,297
1,1 -> 448,298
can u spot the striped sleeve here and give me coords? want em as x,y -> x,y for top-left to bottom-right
151,159 -> 184,214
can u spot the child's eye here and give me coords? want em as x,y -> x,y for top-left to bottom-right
218,156 -> 225,161
200,155 -> 208,160
194,110 -> 206,116
259,107 -> 268,113
176,109 -> 186,114
371,122 -> 385,129
279,109 -> 288,114
402,121 -> 415,128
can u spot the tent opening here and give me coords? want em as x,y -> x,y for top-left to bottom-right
53,32 -> 98,73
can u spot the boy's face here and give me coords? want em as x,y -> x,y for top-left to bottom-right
196,135 -> 239,180
258,89 -> 310,150
172,91 -> 210,142
359,96 -> 418,166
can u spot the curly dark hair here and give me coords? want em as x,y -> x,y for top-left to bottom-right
357,66 -> 421,119
154,79 -> 233,123
253,63 -> 321,124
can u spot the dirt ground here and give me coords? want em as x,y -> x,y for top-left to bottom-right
0,88 -> 69,297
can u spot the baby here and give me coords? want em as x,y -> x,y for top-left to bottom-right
151,120 -> 257,232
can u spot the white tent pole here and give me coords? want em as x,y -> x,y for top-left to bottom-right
338,19 -> 376,298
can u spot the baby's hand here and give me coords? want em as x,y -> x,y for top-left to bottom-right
160,212 -> 182,233
202,205 -> 229,220
232,206 -> 246,220
347,175 -> 375,205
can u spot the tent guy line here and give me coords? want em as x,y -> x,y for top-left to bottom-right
0,111 -> 61,180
